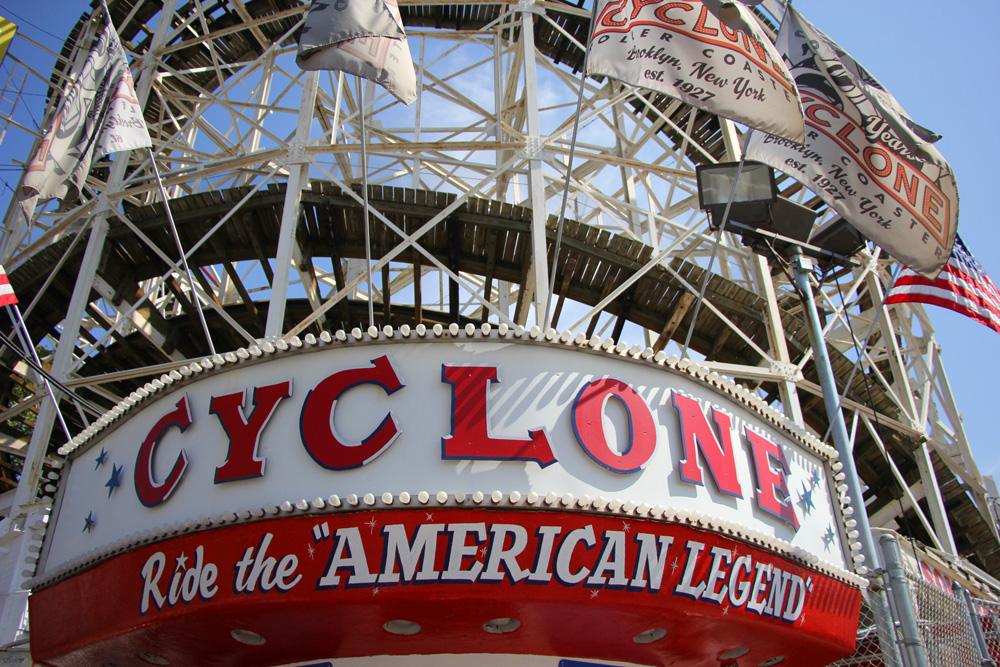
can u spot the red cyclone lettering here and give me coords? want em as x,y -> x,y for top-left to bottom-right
719,19 -> 740,43
862,146 -> 892,177
922,188 -> 945,231
692,6 -> 718,35
211,381 -> 292,483
629,0 -> 662,21
746,429 -> 799,531
653,2 -> 692,26
441,365 -> 556,467
672,392 -> 742,497
894,163 -> 919,205
572,378 -> 655,474
135,395 -> 192,507
596,0 -> 631,28
805,103 -> 839,128
836,124 -> 860,154
300,356 -> 404,470
742,32 -> 770,65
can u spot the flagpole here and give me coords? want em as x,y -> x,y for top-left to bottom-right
99,1 -> 214,353
358,80 -> 375,330
543,2 -> 598,330
5,306 -> 73,441
148,149 -> 217,356
0,317 -> 102,416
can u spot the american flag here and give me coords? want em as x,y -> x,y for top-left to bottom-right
0,264 -> 16,308
886,236 -> 1000,335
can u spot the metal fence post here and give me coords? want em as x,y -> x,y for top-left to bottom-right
869,582 -> 906,667
880,534 -> 929,667
957,583 -> 997,667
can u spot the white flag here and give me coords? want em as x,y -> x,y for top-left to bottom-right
20,23 -> 151,217
96,68 -> 150,156
744,8 -> 957,277
586,0 -> 804,143
297,0 -> 417,105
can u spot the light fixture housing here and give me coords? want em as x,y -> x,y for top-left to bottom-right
696,161 -> 777,229
810,217 -> 866,258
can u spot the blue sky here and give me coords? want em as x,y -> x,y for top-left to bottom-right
2,0 -> 999,487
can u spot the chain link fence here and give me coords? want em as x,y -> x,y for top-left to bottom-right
907,572 -> 982,666
826,535 -> 1000,667
970,595 -> 1000,665
829,589 -> 903,667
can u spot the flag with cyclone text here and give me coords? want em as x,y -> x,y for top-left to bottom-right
744,7 -> 957,277
297,0 -> 417,105
20,22 -> 150,219
586,0 -> 805,143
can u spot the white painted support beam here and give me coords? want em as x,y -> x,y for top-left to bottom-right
266,70 -> 319,337
915,441 -> 959,556
92,276 -> 185,361
519,0 -> 550,327
862,416 -> 943,551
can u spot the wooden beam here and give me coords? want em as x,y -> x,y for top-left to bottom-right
653,292 -> 695,353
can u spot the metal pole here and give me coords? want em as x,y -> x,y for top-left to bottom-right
880,534 -> 929,667
7,305 -> 74,441
149,150 -> 217,356
358,80 -> 375,330
680,135 -> 752,359
543,0 -> 597,330
790,246 -> 880,571
958,583 -> 997,666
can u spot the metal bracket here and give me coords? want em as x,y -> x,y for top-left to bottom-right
93,193 -> 113,217
515,0 -> 542,14
287,141 -> 310,165
769,360 -> 803,382
522,136 -> 546,160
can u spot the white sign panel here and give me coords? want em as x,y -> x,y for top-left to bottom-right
43,337 -> 847,575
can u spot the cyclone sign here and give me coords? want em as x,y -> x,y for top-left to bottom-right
40,333 -> 851,579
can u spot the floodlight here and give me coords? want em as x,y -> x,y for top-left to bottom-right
696,161 -> 777,229
810,217 -> 866,258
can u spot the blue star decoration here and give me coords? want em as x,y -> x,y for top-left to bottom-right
810,469 -> 822,489
105,464 -> 123,498
83,511 -> 95,533
822,526 -> 836,550
798,483 -> 816,516
94,448 -> 108,469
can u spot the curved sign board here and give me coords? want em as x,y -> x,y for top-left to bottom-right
40,331 -> 854,580
31,509 -> 860,667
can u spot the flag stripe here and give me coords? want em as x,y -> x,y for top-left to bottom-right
896,244 -> 1000,302
891,268 -> 1000,319
887,238 -> 1000,336
886,284 -> 1000,327
886,292 -> 1000,335
0,265 -> 17,307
